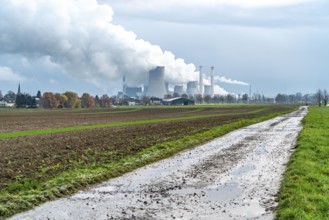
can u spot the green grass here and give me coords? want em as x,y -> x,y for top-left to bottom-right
0,108 -> 267,139
276,107 -> 329,219
0,108 -> 295,218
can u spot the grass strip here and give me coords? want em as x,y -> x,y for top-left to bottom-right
275,107 -> 329,219
0,108 -> 295,218
0,108 -> 267,140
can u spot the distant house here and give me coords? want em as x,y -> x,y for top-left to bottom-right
149,97 -> 163,105
122,98 -> 141,106
163,97 -> 195,106
0,100 -> 15,108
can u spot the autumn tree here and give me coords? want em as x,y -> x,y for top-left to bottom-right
63,91 -> 79,108
42,92 -> 58,108
100,94 -> 112,107
55,93 -> 68,108
81,93 -> 96,108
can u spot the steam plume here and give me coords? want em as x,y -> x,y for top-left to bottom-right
0,0 -> 197,87
214,76 -> 249,86
0,0 -> 243,95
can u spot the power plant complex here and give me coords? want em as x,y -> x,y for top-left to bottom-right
121,66 -> 217,98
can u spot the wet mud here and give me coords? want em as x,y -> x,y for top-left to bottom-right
10,107 -> 308,220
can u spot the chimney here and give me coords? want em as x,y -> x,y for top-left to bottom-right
123,75 -> 126,94
211,66 -> 214,96
199,66 -> 203,95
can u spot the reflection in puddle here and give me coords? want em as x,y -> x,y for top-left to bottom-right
232,163 -> 255,176
169,182 -> 242,203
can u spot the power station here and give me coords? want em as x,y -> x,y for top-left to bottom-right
147,66 -> 167,98
120,65 -> 216,98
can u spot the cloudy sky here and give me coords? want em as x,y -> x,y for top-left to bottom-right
1,0 -> 329,97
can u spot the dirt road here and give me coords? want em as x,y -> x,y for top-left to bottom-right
11,107 -> 307,220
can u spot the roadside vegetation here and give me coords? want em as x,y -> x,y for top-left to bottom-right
0,105 -> 295,218
276,106 -> 329,219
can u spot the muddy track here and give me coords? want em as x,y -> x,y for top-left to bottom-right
10,107 -> 307,220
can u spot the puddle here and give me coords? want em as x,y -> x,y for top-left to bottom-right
232,163 -> 255,176
169,182 -> 242,203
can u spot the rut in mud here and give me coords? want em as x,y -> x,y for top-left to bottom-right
10,107 -> 308,220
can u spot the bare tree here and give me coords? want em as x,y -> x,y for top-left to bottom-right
323,89 -> 328,107
204,95 -> 211,104
316,89 -> 323,107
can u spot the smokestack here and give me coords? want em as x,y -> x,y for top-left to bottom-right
147,66 -> 167,98
165,82 -> 169,94
211,66 -> 214,96
199,66 -> 203,95
123,75 -> 126,94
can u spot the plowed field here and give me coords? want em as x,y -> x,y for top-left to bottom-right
1,106 -> 261,132
0,105 -> 293,190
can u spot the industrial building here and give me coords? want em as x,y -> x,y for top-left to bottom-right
174,85 -> 184,95
204,85 -> 212,96
147,66 -> 167,98
125,86 -> 142,97
120,65 -> 217,99
163,97 -> 195,106
187,81 -> 199,95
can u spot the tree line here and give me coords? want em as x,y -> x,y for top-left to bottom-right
41,92 -> 112,108
0,90 -> 112,108
1,89 -> 328,108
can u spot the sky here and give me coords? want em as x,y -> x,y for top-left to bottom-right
0,0 -> 329,97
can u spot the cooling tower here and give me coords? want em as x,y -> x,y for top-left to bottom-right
204,85 -> 212,96
187,81 -> 199,95
174,85 -> 184,95
147,66 -> 167,98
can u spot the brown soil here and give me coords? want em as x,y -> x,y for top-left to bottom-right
0,106 -> 291,189
0,106 -> 259,132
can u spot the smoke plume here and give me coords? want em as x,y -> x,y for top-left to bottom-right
0,0 -> 198,87
0,0 -> 244,95
214,76 -> 249,86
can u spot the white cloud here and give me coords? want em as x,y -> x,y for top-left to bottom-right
49,78 -> 58,84
0,0 -> 201,89
0,66 -> 26,82
105,0 -> 328,28
106,0 -> 318,10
